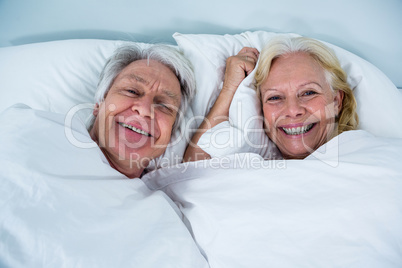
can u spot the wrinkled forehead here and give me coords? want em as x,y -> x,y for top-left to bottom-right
120,59 -> 179,82
117,61 -> 181,105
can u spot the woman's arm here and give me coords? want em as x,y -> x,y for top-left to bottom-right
183,47 -> 259,162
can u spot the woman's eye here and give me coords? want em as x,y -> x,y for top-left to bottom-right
303,90 -> 317,96
266,96 -> 281,102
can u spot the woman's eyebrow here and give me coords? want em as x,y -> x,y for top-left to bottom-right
299,81 -> 323,89
261,88 -> 278,94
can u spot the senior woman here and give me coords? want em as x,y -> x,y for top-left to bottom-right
183,36 -> 358,161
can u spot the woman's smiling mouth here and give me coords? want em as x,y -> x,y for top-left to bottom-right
280,123 -> 315,135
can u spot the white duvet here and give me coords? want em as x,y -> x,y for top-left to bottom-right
0,105 -> 208,268
2,104 -> 402,268
143,130 -> 402,268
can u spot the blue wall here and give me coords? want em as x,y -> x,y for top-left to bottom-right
1,0 -> 401,87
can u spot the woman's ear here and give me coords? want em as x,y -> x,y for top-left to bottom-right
334,90 -> 344,116
93,103 -> 100,117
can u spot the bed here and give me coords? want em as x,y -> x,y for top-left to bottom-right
1,1 -> 401,267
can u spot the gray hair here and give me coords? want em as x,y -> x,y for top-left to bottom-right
87,43 -> 195,132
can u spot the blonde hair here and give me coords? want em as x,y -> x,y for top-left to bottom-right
255,36 -> 358,134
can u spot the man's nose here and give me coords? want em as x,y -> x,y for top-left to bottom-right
132,96 -> 154,119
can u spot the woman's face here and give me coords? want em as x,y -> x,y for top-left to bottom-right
260,52 -> 343,159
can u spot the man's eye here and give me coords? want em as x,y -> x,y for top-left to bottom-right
156,103 -> 176,115
127,89 -> 139,95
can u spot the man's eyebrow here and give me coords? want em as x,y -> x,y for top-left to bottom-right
122,74 -> 180,104
122,74 -> 147,84
161,89 -> 181,105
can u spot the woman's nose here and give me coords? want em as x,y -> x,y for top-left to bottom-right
284,98 -> 305,118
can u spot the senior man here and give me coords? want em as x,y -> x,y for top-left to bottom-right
87,44 -> 195,178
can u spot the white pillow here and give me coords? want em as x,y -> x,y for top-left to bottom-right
173,31 -> 402,158
0,39 -> 121,115
0,39 -> 195,170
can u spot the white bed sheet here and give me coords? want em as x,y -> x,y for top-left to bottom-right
0,104 -> 208,268
143,130 -> 402,268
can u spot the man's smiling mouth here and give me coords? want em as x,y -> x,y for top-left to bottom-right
281,123 -> 315,135
118,122 -> 152,137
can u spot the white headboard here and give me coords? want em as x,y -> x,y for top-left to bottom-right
0,0 -> 401,88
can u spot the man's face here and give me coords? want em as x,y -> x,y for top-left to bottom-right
90,59 -> 181,177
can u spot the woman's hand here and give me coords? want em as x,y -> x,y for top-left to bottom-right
183,47 -> 259,162
221,47 -> 259,93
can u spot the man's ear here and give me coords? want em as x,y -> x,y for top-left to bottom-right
334,90 -> 344,116
93,103 -> 100,117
